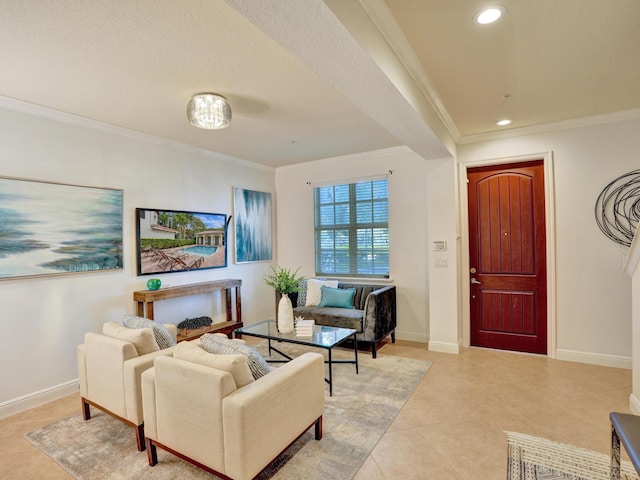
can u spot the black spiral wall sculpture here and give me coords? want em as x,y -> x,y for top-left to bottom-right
594,169 -> 640,247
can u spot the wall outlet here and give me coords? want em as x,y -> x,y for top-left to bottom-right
435,258 -> 448,268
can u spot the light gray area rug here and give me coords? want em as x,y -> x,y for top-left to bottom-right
25,345 -> 431,480
506,431 -> 640,480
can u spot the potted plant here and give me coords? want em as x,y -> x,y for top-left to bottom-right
263,266 -> 304,333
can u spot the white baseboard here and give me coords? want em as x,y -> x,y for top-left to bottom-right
428,340 -> 460,354
630,393 -> 640,415
0,379 -> 79,420
395,330 -> 428,343
555,348 -> 631,369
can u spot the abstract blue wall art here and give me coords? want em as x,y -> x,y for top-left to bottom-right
0,177 -> 123,279
233,187 -> 272,263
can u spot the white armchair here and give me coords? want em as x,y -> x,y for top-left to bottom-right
142,351 -> 325,480
77,321 -> 177,451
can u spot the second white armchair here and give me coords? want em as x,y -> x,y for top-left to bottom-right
142,349 -> 325,480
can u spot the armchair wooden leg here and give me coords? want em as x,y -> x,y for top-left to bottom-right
146,438 -> 158,466
371,343 -> 377,359
391,330 -> 396,343
135,424 -> 146,452
81,398 -> 91,421
315,416 -> 323,440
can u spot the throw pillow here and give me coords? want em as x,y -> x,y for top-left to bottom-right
102,321 -> 160,355
319,285 -> 356,309
200,333 -> 272,380
173,341 -> 254,388
296,279 -> 308,307
305,278 -> 339,306
122,314 -> 177,350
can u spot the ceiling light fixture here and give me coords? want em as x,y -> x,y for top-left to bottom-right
187,93 -> 231,129
474,6 -> 506,25
496,119 -> 512,126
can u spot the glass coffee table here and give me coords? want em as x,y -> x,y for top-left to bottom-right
235,320 -> 358,396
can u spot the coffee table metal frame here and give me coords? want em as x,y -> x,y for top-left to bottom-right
235,320 -> 358,396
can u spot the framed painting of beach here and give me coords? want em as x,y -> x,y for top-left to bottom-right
0,177 -> 123,280
233,187 -> 272,263
136,208 -> 228,276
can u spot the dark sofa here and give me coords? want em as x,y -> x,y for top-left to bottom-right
278,281 -> 396,358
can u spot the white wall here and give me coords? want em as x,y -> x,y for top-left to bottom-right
425,158 -> 460,353
624,232 -> 640,413
458,117 -> 640,366
275,146 -> 436,343
0,101 -> 276,416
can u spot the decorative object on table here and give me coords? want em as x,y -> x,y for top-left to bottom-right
233,187 -> 272,263
136,207 -> 228,276
263,265 -> 305,333
177,316 -> 213,330
0,176 -> 122,280
506,431 -> 640,480
146,278 -> 161,290
594,169 -> 640,247
295,319 -> 315,337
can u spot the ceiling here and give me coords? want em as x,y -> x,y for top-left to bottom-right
0,0 -> 638,168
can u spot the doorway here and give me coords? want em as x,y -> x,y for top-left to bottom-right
467,160 -> 547,354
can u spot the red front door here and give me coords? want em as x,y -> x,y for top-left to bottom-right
468,161 -> 547,354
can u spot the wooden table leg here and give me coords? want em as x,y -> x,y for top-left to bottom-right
235,286 -> 242,323
224,288 -> 231,322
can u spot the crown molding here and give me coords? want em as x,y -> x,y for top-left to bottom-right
0,95 -> 274,172
459,108 -> 640,145
358,0 -> 461,142
276,145 -> 414,172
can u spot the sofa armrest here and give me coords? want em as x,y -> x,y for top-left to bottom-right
77,344 -> 88,398
81,332 -> 139,418
223,352 -> 325,480
363,285 -> 396,342
142,356 -> 237,473
141,367 -> 158,440
123,346 -> 176,425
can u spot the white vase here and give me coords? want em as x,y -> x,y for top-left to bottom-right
277,295 -> 294,333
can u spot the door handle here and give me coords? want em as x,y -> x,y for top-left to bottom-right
470,278 -> 482,285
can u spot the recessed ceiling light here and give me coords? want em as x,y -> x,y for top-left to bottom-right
496,119 -> 512,126
474,6 -> 506,25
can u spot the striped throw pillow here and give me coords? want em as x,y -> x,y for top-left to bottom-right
200,333 -> 272,380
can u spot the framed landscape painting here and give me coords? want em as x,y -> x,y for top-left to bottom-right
136,208 -> 228,275
0,177 -> 123,280
233,187 -> 273,263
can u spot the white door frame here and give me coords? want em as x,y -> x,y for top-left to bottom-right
458,151 -> 557,358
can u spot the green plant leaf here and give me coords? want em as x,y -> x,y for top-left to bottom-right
263,265 -> 305,294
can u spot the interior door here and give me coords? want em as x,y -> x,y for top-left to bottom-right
468,160 -> 547,354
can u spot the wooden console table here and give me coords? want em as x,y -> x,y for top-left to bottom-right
133,279 -> 242,340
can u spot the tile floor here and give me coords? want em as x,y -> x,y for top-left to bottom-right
0,340 -> 633,479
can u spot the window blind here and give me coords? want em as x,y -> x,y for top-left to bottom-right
313,178 -> 389,278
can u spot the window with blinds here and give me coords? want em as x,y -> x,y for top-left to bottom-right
313,179 -> 389,278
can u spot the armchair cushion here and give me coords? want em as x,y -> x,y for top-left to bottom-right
200,333 -> 272,380
102,321 -> 159,355
123,314 -> 177,349
173,341 -> 254,388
